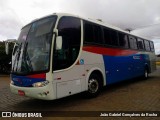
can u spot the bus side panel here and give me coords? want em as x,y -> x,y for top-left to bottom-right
103,53 -> 146,85
82,46 -> 155,85
81,51 -> 106,87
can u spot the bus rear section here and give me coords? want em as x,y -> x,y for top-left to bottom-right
82,20 -> 156,86
83,47 -> 156,84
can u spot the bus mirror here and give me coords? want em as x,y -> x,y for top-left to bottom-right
5,42 -> 9,55
54,29 -> 58,35
56,36 -> 62,50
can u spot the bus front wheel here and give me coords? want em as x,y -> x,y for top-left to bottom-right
86,74 -> 101,98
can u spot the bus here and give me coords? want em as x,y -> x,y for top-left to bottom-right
10,13 -> 156,100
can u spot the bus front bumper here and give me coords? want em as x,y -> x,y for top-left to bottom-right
10,83 -> 56,100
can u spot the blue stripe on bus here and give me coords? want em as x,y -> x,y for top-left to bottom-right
11,74 -> 45,87
103,54 -> 150,84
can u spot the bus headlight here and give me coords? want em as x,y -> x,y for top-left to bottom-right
32,81 -> 49,87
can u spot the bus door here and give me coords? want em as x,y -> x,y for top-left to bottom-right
52,16 -> 85,99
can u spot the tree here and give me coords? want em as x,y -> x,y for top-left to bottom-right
0,41 -> 14,74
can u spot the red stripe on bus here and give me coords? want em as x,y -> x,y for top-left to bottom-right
83,46 -> 138,56
76,61 -> 80,65
27,73 -> 46,79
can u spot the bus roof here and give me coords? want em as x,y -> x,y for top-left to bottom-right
22,13 -> 151,41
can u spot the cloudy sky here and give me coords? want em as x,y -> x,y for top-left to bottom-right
0,0 -> 160,54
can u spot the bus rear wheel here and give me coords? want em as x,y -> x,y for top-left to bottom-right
86,74 -> 101,98
143,68 -> 149,79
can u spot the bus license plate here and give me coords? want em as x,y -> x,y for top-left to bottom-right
18,90 -> 25,96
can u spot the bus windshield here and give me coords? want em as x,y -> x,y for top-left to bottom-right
12,16 -> 57,75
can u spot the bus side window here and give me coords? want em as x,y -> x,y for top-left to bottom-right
128,35 -> 138,49
118,32 -> 129,48
84,22 -> 94,43
103,28 -> 112,46
144,40 -> 151,51
93,25 -> 103,44
110,30 -> 119,46
150,41 -> 155,52
84,21 -> 103,45
137,38 -> 145,50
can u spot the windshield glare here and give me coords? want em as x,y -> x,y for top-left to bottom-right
12,16 -> 57,75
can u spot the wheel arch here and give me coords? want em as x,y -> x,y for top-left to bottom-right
144,63 -> 150,73
85,67 -> 106,90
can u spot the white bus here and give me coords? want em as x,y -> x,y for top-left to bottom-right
10,13 -> 156,100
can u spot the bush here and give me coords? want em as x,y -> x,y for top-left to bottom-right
0,42 -> 14,74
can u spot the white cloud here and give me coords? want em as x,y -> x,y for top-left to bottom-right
0,0 -> 23,40
1,0 -> 160,45
0,35 -> 7,41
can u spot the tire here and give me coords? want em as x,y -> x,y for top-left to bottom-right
86,74 -> 101,98
143,68 -> 149,79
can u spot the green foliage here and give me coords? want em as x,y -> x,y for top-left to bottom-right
0,42 -> 13,62
0,41 -> 14,74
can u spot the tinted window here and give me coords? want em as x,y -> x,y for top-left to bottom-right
84,21 -> 103,44
110,30 -> 119,46
84,22 -> 94,43
104,28 -> 118,46
118,32 -> 128,48
103,28 -> 111,45
144,40 -> 150,51
129,35 -> 137,49
53,16 -> 81,70
150,41 -> 155,52
137,38 -> 144,50
93,25 -> 103,44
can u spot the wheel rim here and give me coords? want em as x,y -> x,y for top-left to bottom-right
88,79 -> 99,93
